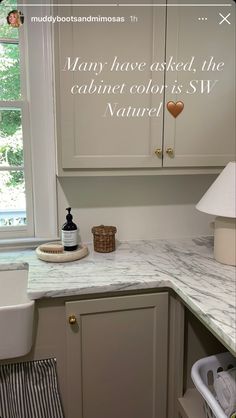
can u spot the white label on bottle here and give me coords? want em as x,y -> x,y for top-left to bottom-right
62,230 -> 78,247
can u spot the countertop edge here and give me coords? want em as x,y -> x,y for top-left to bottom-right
28,275 -> 236,357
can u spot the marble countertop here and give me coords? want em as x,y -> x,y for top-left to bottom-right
0,237 -> 235,356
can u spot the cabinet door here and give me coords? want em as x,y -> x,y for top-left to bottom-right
65,293 -> 168,418
164,1 -> 235,167
54,0 -> 166,169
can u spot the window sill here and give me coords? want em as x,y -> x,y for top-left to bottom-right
0,237 -> 60,251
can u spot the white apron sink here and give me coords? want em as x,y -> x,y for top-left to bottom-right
0,265 -> 35,360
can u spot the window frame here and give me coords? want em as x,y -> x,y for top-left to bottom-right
0,27 -> 34,238
0,0 -> 58,246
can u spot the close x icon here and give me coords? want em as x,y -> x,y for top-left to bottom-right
219,12 -> 231,25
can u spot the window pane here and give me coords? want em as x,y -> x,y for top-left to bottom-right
0,109 -> 23,167
0,1 -> 19,39
0,170 -> 26,227
0,43 -> 21,100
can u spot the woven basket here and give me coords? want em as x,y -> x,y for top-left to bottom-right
91,225 -> 117,253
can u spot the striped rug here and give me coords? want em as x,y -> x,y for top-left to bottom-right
0,358 -> 64,418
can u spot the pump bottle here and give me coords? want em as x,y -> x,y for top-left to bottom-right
61,208 -> 78,251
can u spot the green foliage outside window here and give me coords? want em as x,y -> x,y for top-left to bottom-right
0,109 -> 21,137
0,0 -> 23,189
0,43 -> 21,101
0,119 -> 24,186
0,136 -> 24,186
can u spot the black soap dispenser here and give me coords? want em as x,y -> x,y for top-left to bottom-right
61,207 -> 78,251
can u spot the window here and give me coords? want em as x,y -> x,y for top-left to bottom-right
0,0 -> 33,238
0,0 -> 58,244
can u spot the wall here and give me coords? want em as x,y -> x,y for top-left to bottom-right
57,174 -> 216,243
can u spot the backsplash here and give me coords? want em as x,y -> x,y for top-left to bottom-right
57,174 -> 216,243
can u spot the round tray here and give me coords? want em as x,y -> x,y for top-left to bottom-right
36,243 -> 89,263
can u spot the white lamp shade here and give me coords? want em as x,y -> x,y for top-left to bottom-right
196,161 -> 236,218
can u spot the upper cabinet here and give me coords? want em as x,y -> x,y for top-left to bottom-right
164,0 -> 235,167
54,0 -> 166,171
54,0 -> 235,174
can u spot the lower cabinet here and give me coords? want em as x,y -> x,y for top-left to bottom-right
65,293 -> 169,418
177,388 -> 206,418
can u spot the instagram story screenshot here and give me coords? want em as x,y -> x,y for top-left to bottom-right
0,3 -> 236,418
0,0 -> 235,172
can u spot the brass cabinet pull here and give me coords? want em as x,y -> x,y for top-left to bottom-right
166,147 -> 174,157
155,148 -> 162,157
68,314 -> 77,325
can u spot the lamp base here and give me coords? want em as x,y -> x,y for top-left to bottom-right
214,217 -> 236,266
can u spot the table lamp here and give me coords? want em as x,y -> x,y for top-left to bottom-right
196,161 -> 236,266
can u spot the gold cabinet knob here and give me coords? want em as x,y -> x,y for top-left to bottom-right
68,315 -> 77,325
155,148 -> 162,157
166,147 -> 174,157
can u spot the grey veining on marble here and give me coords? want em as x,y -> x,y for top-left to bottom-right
0,237 -> 235,356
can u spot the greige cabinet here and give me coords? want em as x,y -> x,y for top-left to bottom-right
65,293 -> 169,418
54,0 -> 166,171
164,0 -> 235,167
54,1 -> 235,173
